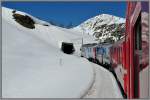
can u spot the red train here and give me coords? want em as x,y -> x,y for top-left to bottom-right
110,1 -> 149,98
81,1 -> 149,99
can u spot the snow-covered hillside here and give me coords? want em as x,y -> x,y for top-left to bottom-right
2,7 -> 123,98
73,14 -> 125,42
2,7 -> 96,98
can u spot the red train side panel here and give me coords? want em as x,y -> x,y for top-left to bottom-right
110,1 -> 149,98
125,1 -> 149,98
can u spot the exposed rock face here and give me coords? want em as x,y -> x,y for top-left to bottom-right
74,14 -> 125,43
13,13 -> 35,29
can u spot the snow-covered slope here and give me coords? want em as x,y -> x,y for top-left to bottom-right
2,7 -> 96,98
73,14 -> 125,42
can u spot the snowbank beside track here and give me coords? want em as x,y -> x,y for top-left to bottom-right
84,63 -> 123,98
2,7 -> 95,98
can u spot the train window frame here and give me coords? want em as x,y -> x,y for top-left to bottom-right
134,11 -> 142,50
133,11 -> 142,98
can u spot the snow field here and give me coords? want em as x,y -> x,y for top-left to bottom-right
2,7 -> 95,98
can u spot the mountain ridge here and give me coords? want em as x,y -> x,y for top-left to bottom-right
73,13 -> 125,43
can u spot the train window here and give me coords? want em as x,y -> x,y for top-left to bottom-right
135,12 -> 142,50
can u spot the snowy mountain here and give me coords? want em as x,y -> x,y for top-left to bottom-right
2,7 -> 97,98
74,14 -> 125,43
2,7 -> 123,98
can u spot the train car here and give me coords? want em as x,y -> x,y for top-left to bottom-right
126,1 -> 149,98
102,44 -> 112,65
95,44 -> 104,64
81,43 -> 112,68
109,38 -> 127,97
96,43 -> 112,66
110,1 -> 149,98
81,43 -> 97,60
110,38 -> 125,71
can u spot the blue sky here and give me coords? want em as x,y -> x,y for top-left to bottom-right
2,2 -> 126,28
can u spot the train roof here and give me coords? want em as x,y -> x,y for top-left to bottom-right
97,42 -> 112,47
82,43 -> 97,47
